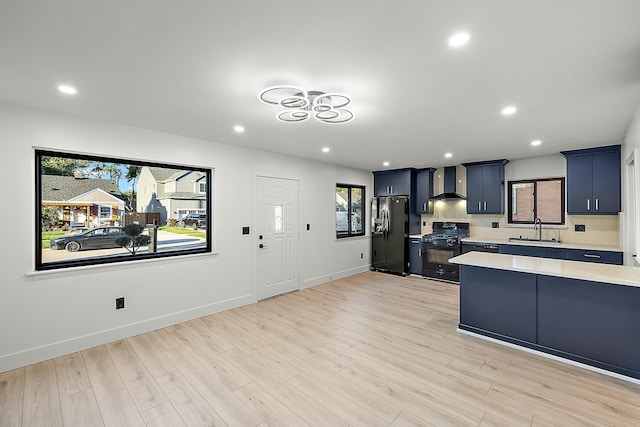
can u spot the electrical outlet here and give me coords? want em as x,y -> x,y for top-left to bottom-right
575,224 -> 586,232
242,226 -> 250,235
116,297 -> 125,310
492,222 -> 499,228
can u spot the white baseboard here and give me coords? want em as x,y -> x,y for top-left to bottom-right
302,265 -> 371,289
0,294 -> 255,374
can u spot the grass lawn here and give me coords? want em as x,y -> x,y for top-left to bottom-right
41,231 -> 65,249
158,226 -> 206,239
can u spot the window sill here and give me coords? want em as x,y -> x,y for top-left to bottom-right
27,251 -> 219,280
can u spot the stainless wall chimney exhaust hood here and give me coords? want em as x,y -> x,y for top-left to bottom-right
430,166 -> 466,201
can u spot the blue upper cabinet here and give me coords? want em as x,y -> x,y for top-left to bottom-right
373,169 -> 413,196
414,168 -> 435,214
561,145 -> 621,215
462,160 -> 509,214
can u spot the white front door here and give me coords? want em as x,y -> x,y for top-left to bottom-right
256,176 -> 299,300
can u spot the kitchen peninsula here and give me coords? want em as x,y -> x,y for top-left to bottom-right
450,252 -> 640,381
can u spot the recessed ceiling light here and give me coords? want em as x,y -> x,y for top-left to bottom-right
58,84 -> 77,95
444,152 -> 453,158
531,139 -> 542,146
233,125 -> 245,133
383,161 -> 390,167
448,32 -> 470,48
322,147 -> 330,153
502,106 -> 517,115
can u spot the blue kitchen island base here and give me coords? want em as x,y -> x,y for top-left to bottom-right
455,261 -> 640,382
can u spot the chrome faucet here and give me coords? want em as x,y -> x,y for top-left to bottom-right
534,217 -> 542,241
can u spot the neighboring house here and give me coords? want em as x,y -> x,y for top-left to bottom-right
136,166 -> 207,226
41,174 -> 125,229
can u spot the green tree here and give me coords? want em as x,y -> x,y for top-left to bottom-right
116,224 -> 150,255
122,166 -> 141,211
41,156 -> 89,176
86,162 -> 122,183
41,206 -> 61,231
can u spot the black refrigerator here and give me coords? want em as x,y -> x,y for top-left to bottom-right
371,195 -> 409,276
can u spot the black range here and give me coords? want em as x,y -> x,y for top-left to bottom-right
421,221 -> 469,283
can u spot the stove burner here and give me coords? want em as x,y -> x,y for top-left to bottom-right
423,234 -> 463,247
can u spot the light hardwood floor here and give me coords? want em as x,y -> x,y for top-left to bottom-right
2,271 -> 640,427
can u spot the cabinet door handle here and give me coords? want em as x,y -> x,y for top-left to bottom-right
478,202 -> 481,211
483,201 -> 487,211
595,198 -> 599,211
423,203 -> 427,211
389,186 -> 393,194
587,199 -> 590,211
583,254 -> 601,259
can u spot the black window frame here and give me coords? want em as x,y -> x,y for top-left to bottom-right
507,177 -> 565,225
35,149 -> 212,271
336,183 -> 365,238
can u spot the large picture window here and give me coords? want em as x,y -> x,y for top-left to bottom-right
508,178 -> 565,225
36,150 -> 212,271
336,184 -> 365,238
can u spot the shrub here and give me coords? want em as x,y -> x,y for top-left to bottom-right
116,223 -> 151,255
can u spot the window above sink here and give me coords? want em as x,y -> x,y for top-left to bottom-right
508,178 -> 565,226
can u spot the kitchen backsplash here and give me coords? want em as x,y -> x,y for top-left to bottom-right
420,201 -> 620,248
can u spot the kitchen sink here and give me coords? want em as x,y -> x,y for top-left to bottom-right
509,236 -> 561,244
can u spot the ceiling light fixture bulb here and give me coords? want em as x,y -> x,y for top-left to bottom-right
383,161 -> 390,167
58,84 -> 77,95
234,125 -> 245,133
531,139 -> 542,146
444,152 -> 453,158
448,32 -> 470,48
322,147 -> 330,153
502,106 -> 517,115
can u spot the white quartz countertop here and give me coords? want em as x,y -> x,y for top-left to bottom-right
461,237 -> 621,252
450,252 -> 640,288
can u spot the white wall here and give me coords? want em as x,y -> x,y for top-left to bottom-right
622,102 -> 640,266
0,101 -> 372,373
505,155 -> 566,181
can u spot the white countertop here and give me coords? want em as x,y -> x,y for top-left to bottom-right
461,237 -> 621,252
450,252 -> 640,288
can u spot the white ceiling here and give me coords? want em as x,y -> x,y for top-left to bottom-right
2,0 -> 640,171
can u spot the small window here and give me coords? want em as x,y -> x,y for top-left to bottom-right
508,178 -> 565,225
336,184 -> 365,238
274,205 -> 284,233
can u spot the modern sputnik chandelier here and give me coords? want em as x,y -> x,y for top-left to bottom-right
259,86 -> 353,124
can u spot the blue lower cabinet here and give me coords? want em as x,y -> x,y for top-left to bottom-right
538,275 -> 640,376
460,266 -> 537,343
459,264 -> 640,380
409,238 -> 422,275
565,249 -> 623,265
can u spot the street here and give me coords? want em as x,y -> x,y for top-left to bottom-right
42,230 -> 206,263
